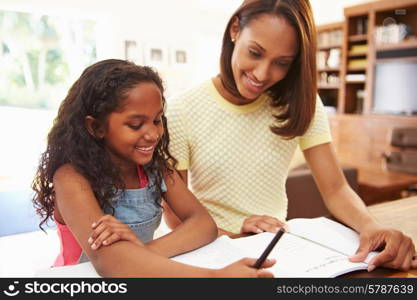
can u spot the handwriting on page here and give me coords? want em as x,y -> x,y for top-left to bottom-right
270,234 -> 367,277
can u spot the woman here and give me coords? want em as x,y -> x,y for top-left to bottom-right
163,0 -> 416,272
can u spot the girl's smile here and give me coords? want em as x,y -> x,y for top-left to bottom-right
102,82 -> 164,172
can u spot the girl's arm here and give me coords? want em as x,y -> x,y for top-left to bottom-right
146,169 -> 218,257
304,142 -> 416,271
53,164 -> 272,277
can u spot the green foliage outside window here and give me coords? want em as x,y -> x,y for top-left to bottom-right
0,10 -> 97,109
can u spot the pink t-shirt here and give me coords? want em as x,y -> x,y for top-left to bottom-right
53,165 -> 149,267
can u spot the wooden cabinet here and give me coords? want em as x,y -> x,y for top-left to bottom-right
317,22 -> 343,113
329,114 -> 417,204
339,0 -> 417,115
317,0 -> 417,203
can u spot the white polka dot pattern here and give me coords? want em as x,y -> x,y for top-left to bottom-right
166,80 -> 331,233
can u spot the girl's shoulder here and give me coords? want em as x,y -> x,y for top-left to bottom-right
53,163 -> 90,188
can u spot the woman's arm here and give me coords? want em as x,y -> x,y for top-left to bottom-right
147,169 -> 218,257
303,143 -> 371,231
53,164 -> 271,277
304,142 -> 416,271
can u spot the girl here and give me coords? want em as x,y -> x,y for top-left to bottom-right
163,0 -> 417,272
32,59 -> 274,277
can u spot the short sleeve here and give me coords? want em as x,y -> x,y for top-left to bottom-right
165,97 -> 190,170
298,96 -> 332,151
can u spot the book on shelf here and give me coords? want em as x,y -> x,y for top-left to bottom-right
317,51 -> 328,69
375,23 -> 411,45
345,74 -> 366,82
318,30 -> 342,48
350,44 -> 368,53
327,48 -> 341,68
348,59 -> 367,69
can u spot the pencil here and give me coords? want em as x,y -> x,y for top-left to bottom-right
252,228 -> 285,269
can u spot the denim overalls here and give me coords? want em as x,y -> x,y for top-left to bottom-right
78,170 -> 166,263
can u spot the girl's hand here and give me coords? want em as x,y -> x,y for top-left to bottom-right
88,214 -> 144,250
215,258 -> 276,278
241,215 -> 288,234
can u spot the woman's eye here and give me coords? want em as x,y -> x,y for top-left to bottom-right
275,61 -> 291,67
249,49 -> 261,57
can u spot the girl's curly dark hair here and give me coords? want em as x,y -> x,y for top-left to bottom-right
32,59 -> 177,230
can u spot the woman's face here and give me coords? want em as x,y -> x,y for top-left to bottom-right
230,14 -> 298,103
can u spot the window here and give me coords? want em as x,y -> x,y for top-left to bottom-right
0,9 -> 97,190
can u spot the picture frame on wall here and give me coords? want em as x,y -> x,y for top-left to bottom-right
174,49 -> 187,64
144,43 -> 168,67
169,48 -> 188,68
124,40 -> 143,65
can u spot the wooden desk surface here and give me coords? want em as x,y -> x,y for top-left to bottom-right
358,169 -> 417,204
346,196 -> 417,278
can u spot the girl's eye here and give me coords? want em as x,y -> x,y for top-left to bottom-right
154,116 -> 163,125
128,124 -> 143,130
249,49 -> 261,58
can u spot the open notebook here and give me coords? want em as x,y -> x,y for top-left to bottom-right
35,217 -> 378,277
172,217 -> 378,277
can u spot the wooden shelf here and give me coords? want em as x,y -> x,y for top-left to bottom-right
318,44 -> 342,51
375,40 -> 417,52
348,51 -> 367,57
318,84 -> 340,89
349,34 -> 368,42
326,0 -> 417,204
347,67 -> 366,71
317,21 -> 343,119
318,67 -> 340,72
346,80 -> 365,84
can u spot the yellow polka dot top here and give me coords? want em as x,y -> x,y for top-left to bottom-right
166,79 -> 332,233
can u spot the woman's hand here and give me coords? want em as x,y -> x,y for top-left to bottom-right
88,214 -> 144,250
349,222 -> 417,271
215,258 -> 276,278
240,215 -> 288,234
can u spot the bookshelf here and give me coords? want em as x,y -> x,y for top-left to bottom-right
318,0 -> 417,203
338,0 -> 417,116
317,22 -> 343,112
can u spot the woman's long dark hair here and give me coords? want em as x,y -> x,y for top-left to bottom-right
220,0 -> 317,139
32,59 -> 176,229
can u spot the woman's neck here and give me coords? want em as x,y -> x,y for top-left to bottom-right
212,75 -> 254,106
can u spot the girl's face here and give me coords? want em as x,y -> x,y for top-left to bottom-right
102,82 -> 164,171
229,14 -> 298,103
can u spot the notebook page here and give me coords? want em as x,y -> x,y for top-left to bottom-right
171,235 -> 248,269
230,232 -> 368,277
287,217 -> 378,263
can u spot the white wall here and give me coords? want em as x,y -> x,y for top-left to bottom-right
0,0 -> 379,94
0,0 -> 241,96
311,0 -> 375,25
